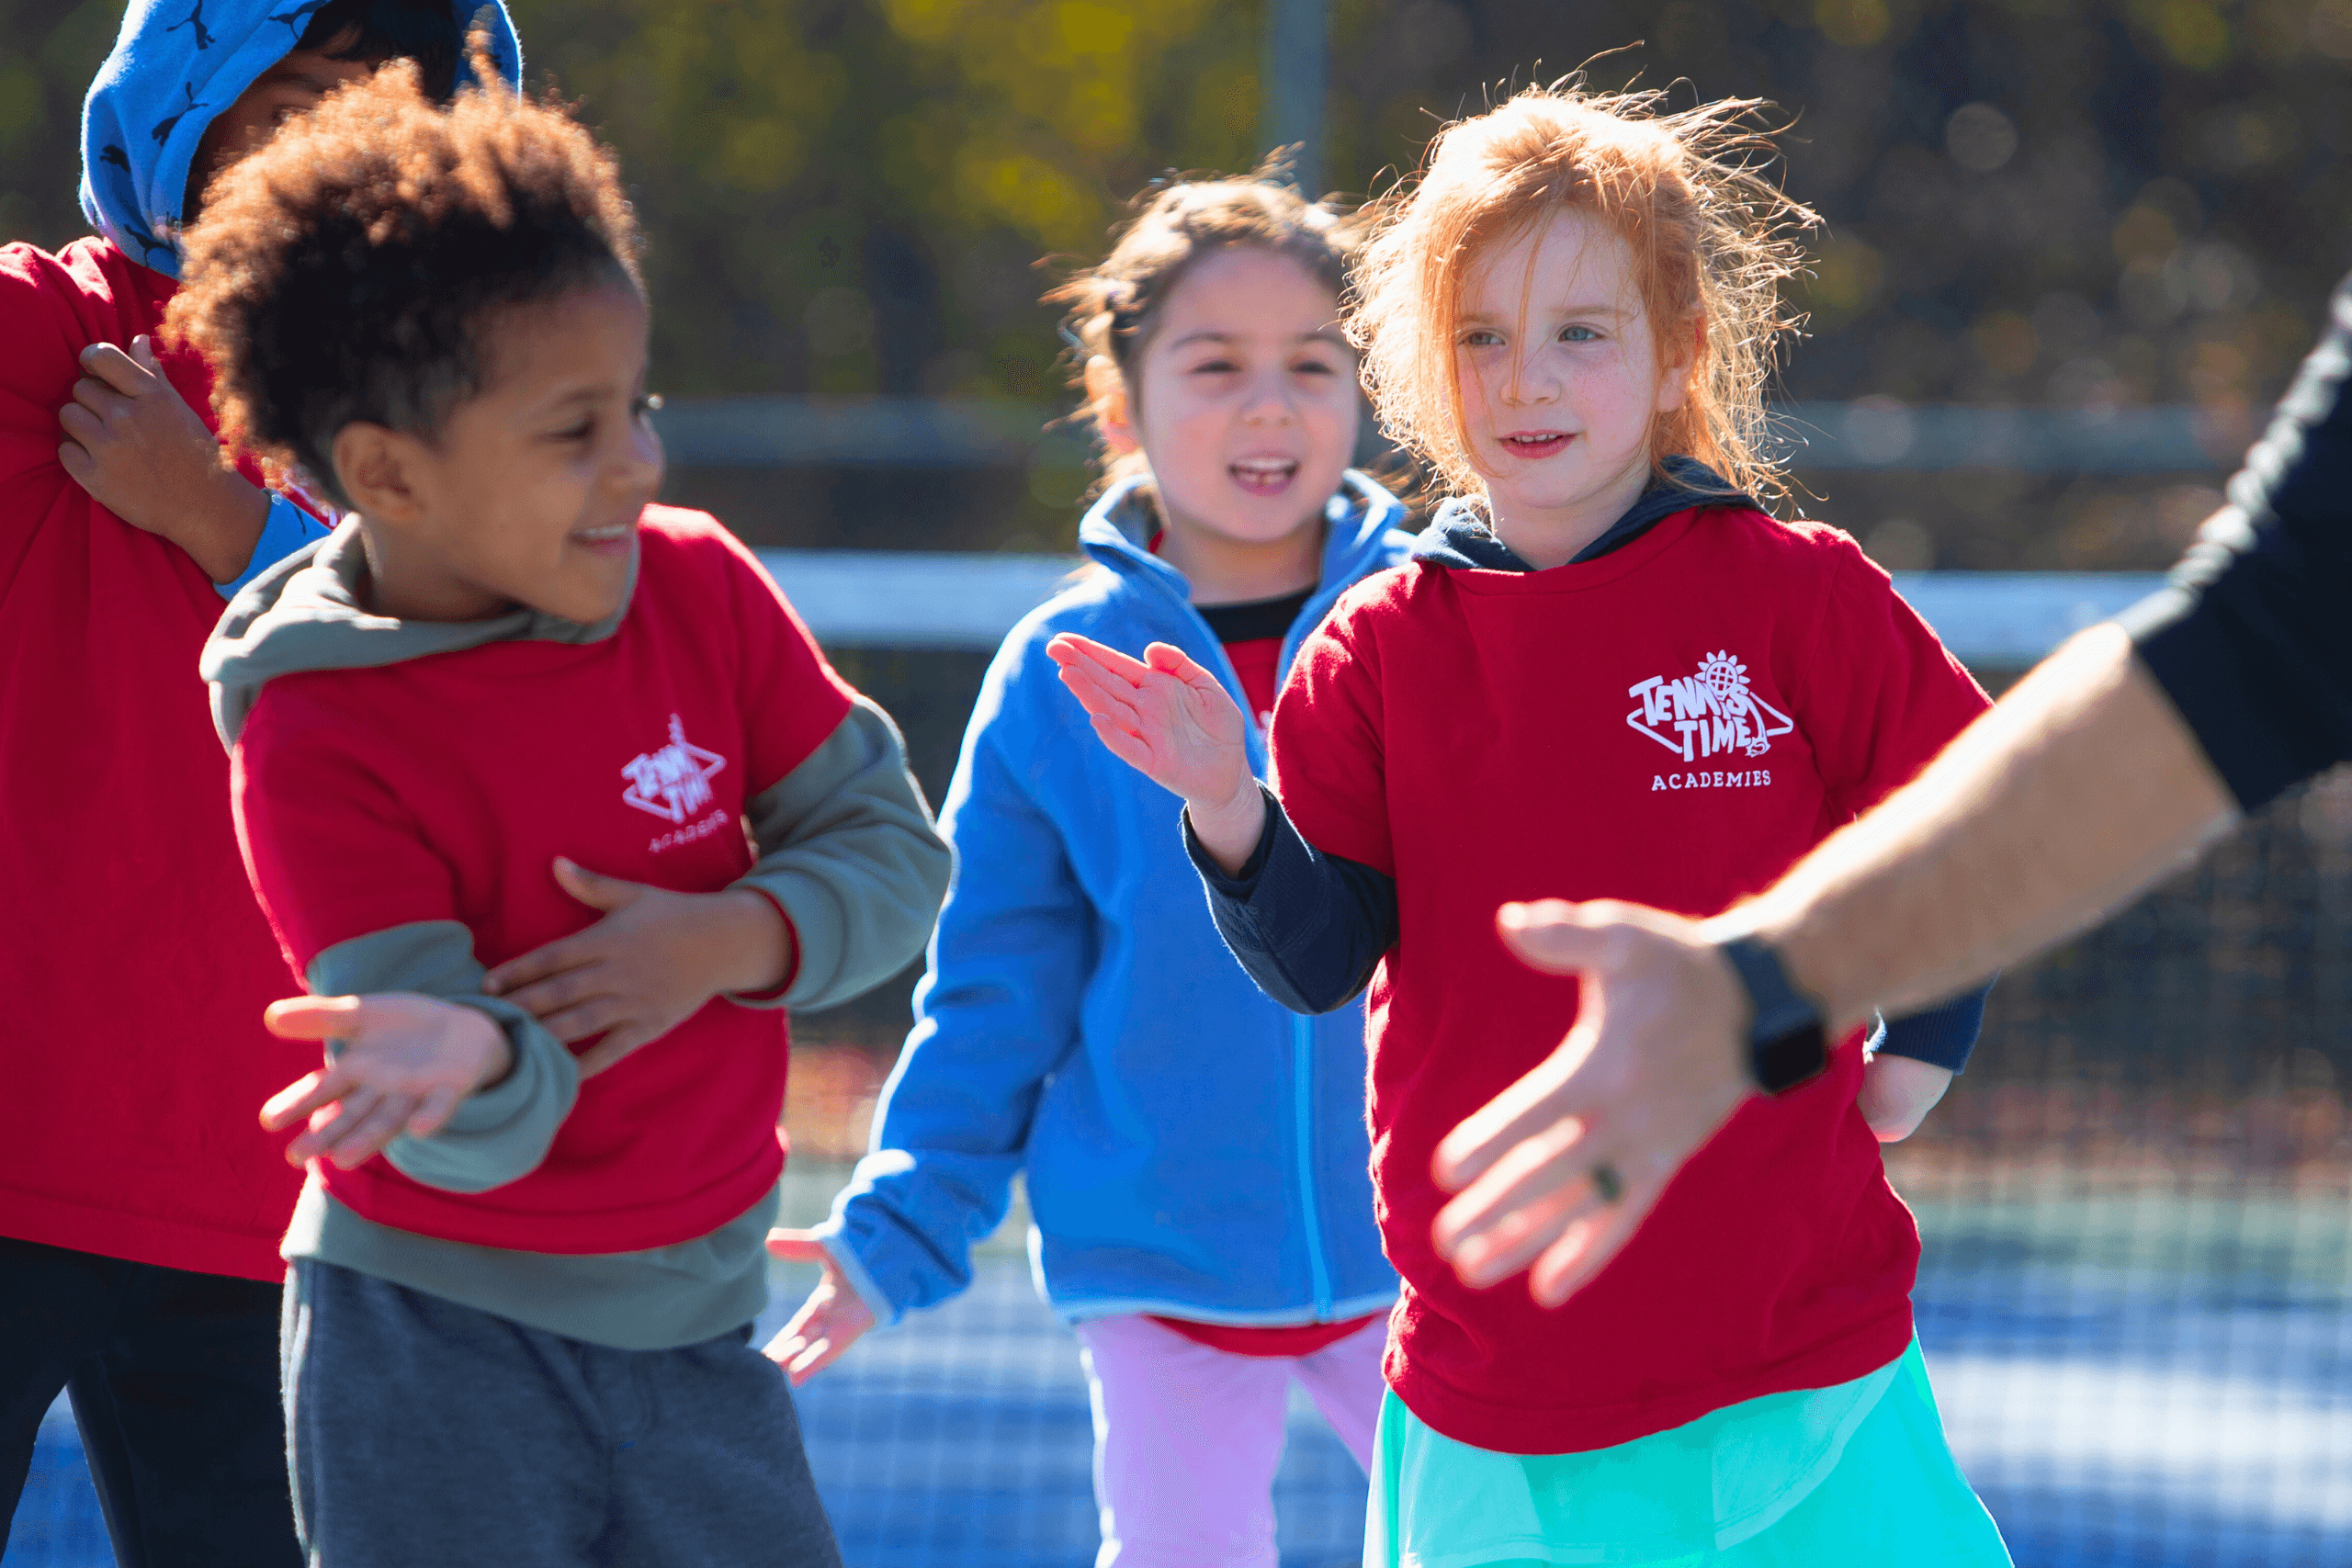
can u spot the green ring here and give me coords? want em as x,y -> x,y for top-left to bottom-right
1590,1162 -> 1623,1203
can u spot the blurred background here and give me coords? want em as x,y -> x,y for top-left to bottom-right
6,0 -> 2350,1563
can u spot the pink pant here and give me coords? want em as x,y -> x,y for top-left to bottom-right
1072,1312 -> 1388,1568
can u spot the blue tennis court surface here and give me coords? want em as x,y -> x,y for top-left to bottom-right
9,1188 -> 2348,1568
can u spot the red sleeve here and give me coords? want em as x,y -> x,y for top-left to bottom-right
232,688 -> 461,976
1799,541 -> 1995,821
706,522 -> 858,794
0,248 -> 99,568
1266,587 -> 1397,875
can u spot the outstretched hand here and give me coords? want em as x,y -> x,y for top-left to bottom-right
482,857 -> 792,1077
763,1229 -> 877,1385
57,334 -> 268,582
260,994 -> 514,1171
1045,633 -> 1265,870
1430,900 -> 1756,1307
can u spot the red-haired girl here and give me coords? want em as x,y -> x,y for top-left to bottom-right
1051,85 -> 2012,1565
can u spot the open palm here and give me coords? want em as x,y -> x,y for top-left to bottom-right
1046,634 -> 1250,810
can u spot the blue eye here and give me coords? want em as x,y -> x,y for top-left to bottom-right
1561,324 -> 1600,343
1461,330 -> 1503,348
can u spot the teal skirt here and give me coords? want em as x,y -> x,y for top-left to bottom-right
1365,1341 -> 2011,1567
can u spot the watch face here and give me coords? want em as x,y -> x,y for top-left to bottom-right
1717,935 -> 1829,1094
1753,1023 -> 1830,1095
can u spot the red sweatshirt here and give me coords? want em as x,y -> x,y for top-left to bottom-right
1269,505 -> 1990,1453
0,236 -> 308,1280
229,512 -> 856,1252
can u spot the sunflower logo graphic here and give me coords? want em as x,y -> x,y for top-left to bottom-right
1697,651 -> 1749,706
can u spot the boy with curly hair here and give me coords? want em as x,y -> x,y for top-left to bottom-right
178,52 -> 948,1566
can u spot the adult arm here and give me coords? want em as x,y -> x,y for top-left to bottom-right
1428,262 -> 2352,1306
1429,626 -> 2238,1307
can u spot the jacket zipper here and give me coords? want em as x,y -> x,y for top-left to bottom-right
1138,532 -> 1363,1322
1293,1012 -> 1335,1317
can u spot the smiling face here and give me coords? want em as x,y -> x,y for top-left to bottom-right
333,283 -> 665,625
1111,246 -> 1360,575
1453,207 -> 1695,568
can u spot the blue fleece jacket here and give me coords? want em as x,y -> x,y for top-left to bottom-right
75,0 -> 521,597
818,472 -> 1411,1327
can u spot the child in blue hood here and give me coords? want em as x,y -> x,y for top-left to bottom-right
0,4 -> 517,1562
769,175 -> 1409,1566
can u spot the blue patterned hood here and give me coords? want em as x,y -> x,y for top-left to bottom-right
78,0 -> 521,277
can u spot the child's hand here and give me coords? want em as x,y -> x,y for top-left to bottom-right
56,335 -> 270,583
481,857 -> 793,1077
763,1229 -> 877,1385
260,994 -> 514,1170
1858,1054 -> 1954,1143
1045,633 -> 1265,870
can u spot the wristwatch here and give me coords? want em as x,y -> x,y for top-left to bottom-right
1714,934 -> 1829,1095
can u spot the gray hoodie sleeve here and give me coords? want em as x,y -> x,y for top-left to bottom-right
305,921 -> 581,1194
728,696 -> 953,1013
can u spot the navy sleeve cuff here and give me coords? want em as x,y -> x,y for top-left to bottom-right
1186,785 -> 1277,894
1183,784 -> 1398,1015
1872,980 -> 1993,1074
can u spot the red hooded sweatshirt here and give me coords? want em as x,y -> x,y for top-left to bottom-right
0,236 -> 309,1280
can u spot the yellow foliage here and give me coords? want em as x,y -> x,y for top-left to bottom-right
0,62 -> 44,151
957,144 -> 1092,250
718,118 -> 807,193
2136,0 -> 2233,66
1815,0 -> 1892,48
1805,239 -> 1885,323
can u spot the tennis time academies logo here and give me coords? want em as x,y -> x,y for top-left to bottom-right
1628,650 -> 1792,793
621,714 -> 734,853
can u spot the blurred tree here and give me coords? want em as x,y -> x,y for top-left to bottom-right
513,0 -> 1266,406
7,0 -> 2351,509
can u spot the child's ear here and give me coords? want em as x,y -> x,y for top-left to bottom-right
1083,355 -> 1139,456
331,423 -> 431,523
1655,316 -> 1704,416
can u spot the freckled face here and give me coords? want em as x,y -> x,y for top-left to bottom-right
1125,246 -> 1361,550
388,285 -> 665,625
1453,208 -> 1691,531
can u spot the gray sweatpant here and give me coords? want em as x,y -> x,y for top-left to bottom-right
281,1259 -> 842,1567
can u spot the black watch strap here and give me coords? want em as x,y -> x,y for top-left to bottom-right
1717,935 -> 1829,1095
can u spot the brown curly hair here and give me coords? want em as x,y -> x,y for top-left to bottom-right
1045,168 -> 1366,490
1351,82 -> 1818,510
165,58 -> 641,510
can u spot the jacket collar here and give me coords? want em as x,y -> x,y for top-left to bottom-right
1411,457 -> 1753,573
1078,469 -> 1411,603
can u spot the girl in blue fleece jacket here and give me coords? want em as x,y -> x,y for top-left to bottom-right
770,175 -> 1408,1566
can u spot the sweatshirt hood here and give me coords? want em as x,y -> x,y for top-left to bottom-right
80,0 -> 522,277
1412,456 -> 1754,572
201,518 -> 628,747
1077,468 -> 1415,600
